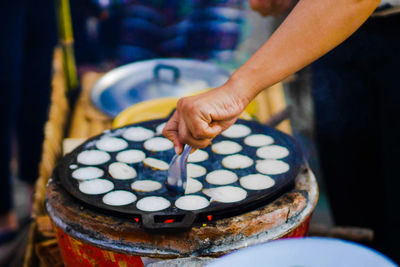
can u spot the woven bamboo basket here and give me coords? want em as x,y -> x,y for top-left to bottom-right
23,48 -> 115,266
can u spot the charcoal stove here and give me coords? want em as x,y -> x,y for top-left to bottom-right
46,118 -> 318,267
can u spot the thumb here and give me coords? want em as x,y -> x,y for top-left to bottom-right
203,122 -> 223,137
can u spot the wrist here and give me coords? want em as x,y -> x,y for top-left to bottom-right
225,72 -> 258,110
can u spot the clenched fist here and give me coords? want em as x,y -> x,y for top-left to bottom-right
163,82 -> 248,154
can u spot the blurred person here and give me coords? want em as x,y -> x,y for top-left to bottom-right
0,0 -> 56,255
163,0 -> 400,263
250,0 -> 400,261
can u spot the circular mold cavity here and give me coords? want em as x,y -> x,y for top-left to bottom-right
206,169 -> 238,185
156,122 -> 166,135
187,164 -> 207,178
175,195 -> 209,211
256,145 -> 290,159
108,162 -> 137,180
143,157 -> 169,170
240,174 -> 275,190
212,140 -> 242,155
102,190 -> 137,206
72,167 -> 104,180
185,178 -> 203,194
131,180 -> 162,192
78,179 -> 114,195
143,137 -> 173,152
136,196 -> 171,212
256,159 -> 290,175
116,149 -> 146,164
188,149 -> 209,163
244,134 -> 274,147
77,150 -> 111,165
222,154 -> 254,169
122,127 -> 154,142
203,186 -> 247,203
221,124 -> 251,138
96,137 -> 128,152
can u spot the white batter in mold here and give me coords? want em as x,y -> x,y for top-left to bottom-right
244,134 -> 274,147
136,196 -> 171,212
175,195 -> 209,211
122,127 -> 154,142
96,137 -> 128,152
156,122 -> 166,135
240,174 -> 275,190
188,149 -> 209,163
72,167 -> 104,180
77,150 -> 111,165
131,180 -> 162,192
203,186 -> 247,203
143,157 -> 169,170
108,162 -> 137,180
185,178 -> 203,194
187,164 -> 207,178
79,179 -> 114,195
222,154 -> 254,169
102,190 -> 137,206
256,145 -> 290,159
116,149 -> 146,164
256,159 -> 290,175
221,124 -> 251,138
212,140 -> 242,155
205,170 -> 238,185
143,137 -> 173,152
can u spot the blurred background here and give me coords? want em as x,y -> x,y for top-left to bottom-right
61,0 -> 331,224
8,0 -> 392,265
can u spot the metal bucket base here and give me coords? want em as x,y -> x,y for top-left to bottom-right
54,217 -> 310,267
47,168 -> 318,266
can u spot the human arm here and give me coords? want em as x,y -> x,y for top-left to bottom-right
164,0 -> 380,154
248,0 -> 298,16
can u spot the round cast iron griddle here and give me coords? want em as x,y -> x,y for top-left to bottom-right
54,118 -> 305,231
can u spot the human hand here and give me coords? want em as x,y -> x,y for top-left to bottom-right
163,82 -> 248,154
249,0 -> 297,16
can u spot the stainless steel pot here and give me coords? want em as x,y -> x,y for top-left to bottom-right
90,58 -> 230,117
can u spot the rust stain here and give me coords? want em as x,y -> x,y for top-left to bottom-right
47,168 -> 317,258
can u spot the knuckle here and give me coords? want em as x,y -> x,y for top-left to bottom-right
177,98 -> 186,110
191,128 -> 205,139
185,102 -> 197,113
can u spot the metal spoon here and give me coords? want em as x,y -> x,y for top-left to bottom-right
167,145 -> 192,195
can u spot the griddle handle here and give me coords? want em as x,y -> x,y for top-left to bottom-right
141,212 -> 197,230
153,64 -> 180,83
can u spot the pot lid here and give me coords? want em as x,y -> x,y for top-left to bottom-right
91,58 -> 230,117
208,237 -> 397,267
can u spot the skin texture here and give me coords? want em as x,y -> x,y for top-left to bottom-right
163,0 -> 380,154
249,0 -> 298,16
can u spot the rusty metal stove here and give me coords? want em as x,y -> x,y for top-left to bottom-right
46,164 -> 318,266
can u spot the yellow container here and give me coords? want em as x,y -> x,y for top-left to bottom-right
113,90 -> 258,128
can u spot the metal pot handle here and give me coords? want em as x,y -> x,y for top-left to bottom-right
153,64 -> 180,83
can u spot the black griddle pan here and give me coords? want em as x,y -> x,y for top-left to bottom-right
54,118 -> 305,231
